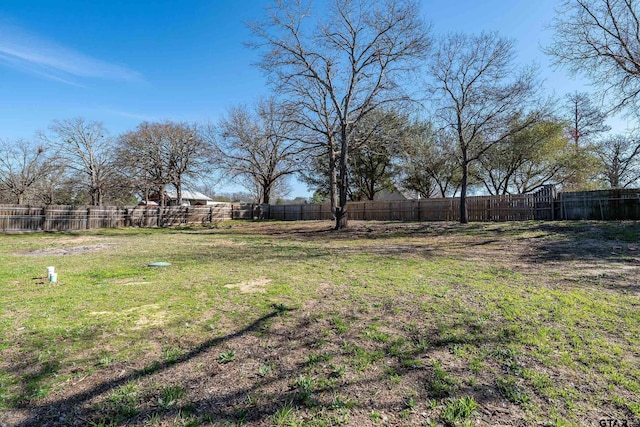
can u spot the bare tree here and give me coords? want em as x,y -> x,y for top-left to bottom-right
0,139 -> 58,204
117,121 -> 208,206
209,98 -> 303,204
545,0 -> 640,111
428,32 -> 539,223
564,92 -> 610,147
560,92 -> 610,189
250,0 -> 430,228
597,134 -> 640,187
164,123 -> 209,205
41,118 -> 117,206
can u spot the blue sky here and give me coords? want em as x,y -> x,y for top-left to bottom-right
0,0 -> 616,197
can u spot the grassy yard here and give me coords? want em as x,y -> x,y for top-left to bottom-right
0,220 -> 639,427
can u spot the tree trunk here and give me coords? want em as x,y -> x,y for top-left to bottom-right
460,161 -> 469,224
176,181 -> 182,205
328,144 -> 338,220
262,182 -> 271,204
335,126 -> 349,230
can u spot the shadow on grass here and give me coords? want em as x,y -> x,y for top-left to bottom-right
12,304 -> 293,427
8,297 -> 527,427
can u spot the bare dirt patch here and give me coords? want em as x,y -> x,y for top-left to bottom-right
19,243 -> 119,257
224,278 -> 272,293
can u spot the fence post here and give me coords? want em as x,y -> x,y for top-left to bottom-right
40,206 -> 46,231
86,207 -> 91,230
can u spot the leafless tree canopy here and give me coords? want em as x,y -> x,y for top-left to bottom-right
250,0 -> 430,228
41,118 -> 117,206
563,91 -> 611,147
0,139 -> 58,204
597,134 -> 640,187
429,32 -> 540,223
117,121 -> 208,205
209,98 -> 303,204
546,0 -> 640,111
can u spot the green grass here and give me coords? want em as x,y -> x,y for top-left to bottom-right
1,220 -> 639,426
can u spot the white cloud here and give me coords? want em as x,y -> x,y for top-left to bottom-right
0,23 -> 143,84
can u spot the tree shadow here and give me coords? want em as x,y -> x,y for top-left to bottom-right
11,304 -> 293,427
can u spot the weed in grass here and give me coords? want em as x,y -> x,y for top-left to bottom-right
404,395 -> 416,409
402,358 -> 423,369
469,358 -> 485,373
162,346 -> 182,364
139,360 -> 161,376
363,324 -> 390,343
272,401 -> 298,426
627,401 -> 640,418
413,338 -> 430,353
294,375 -> 315,405
106,382 -> 139,419
427,360 -> 459,398
342,342 -> 384,370
27,383 -> 50,400
384,366 -> 401,384
441,396 -> 478,427
306,351 -> 333,367
233,407 -> 248,425
258,363 -> 273,377
424,398 -> 439,410
218,349 -> 236,364
329,364 -> 346,379
98,355 -> 114,368
330,394 -> 355,410
493,347 -> 523,375
497,376 -> 531,405
522,368 -> 553,391
329,317 -> 349,334
158,385 -> 186,408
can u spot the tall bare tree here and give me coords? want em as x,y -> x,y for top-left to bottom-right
250,0 -> 430,228
209,98 -> 303,204
0,139 -> 58,204
545,0 -> 640,111
560,92 -> 610,190
597,134 -> 640,187
41,118 -> 116,206
428,32 -> 540,223
564,92 -> 610,148
117,121 -> 208,205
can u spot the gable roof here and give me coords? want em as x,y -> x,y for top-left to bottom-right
164,189 -> 213,201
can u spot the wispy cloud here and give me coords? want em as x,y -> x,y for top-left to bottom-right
101,109 -> 158,122
0,22 -> 143,85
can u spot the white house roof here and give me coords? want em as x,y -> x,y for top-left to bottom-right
165,189 -> 213,201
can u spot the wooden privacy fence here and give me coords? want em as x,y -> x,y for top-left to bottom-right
266,187 -> 640,222
557,189 -> 640,220
267,194 -> 538,222
0,203 -> 262,233
2,189 -> 639,232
